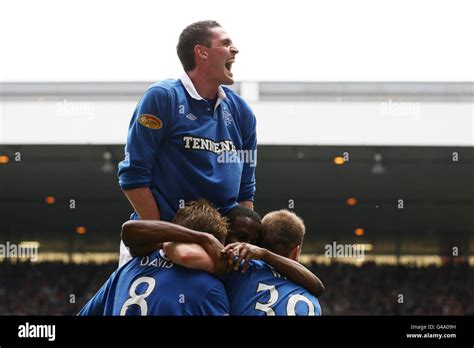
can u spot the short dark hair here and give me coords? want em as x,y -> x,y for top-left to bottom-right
226,205 -> 262,225
172,199 -> 228,243
226,205 -> 262,245
177,20 -> 221,72
261,210 -> 305,257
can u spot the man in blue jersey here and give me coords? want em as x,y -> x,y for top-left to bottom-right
123,206 -> 324,314
118,20 -> 257,266
78,200 -> 229,316
222,210 -> 322,315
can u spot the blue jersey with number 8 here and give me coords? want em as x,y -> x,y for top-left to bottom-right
78,249 -> 229,316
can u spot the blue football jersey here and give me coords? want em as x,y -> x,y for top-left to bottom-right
78,250 -> 229,316
118,74 -> 257,221
222,260 -> 321,316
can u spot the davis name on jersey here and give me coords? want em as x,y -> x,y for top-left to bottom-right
78,250 -> 229,316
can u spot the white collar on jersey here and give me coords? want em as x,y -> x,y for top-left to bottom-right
180,73 -> 226,110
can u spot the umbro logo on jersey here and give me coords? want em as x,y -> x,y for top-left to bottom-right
186,113 -> 197,121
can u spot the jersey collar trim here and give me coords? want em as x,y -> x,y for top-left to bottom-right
180,73 -> 227,110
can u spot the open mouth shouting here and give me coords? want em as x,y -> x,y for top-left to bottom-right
225,59 -> 235,76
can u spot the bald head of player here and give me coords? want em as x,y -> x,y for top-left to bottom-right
177,20 -> 239,99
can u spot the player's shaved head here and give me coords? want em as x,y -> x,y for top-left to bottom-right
227,205 -> 261,225
177,20 -> 221,72
261,210 -> 305,258
172,199 -> 228,243
225,205 -> 261,245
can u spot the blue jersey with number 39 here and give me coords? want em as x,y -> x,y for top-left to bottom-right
222,259 -> 321,316
78,249 -> 229,316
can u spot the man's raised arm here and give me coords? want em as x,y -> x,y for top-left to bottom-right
223,242 -> 325,297
121,220 -> 223,264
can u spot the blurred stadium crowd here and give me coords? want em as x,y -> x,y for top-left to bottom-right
0,261 -> 472,315
310,262 -> 474,315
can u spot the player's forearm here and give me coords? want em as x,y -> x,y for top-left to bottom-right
123,187 -> 161,220
238,200 -> 254,210
121,220 -> 208,256
262,249 -> 325,297
164,242 -> 214,273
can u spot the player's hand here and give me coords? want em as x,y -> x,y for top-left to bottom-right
222,242 -> 266,273
201,233 -> 225,269
212,251 -> 229,276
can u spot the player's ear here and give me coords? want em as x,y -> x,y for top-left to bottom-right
289,244 -> 301,262
194,45 -> 208,60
